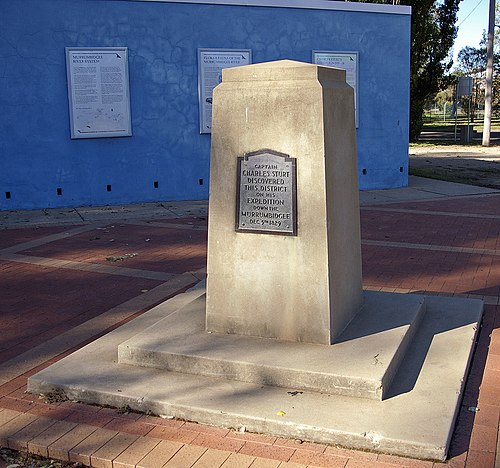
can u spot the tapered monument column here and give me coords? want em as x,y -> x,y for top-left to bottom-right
206,60 -> 362,344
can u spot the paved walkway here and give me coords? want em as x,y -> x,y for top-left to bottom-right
0,177 -> 499,467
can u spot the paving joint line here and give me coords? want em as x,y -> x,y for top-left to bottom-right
73,207 -> 86,223
361,206 -> 500,220
362,239 -> 500,257
0,252 -> 174,281
157,202 -> 208,218
158,202 -> 185,219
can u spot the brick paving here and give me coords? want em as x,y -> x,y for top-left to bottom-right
0,260 -> 164,363
20,223 -> 207,274
0,194 -> 499,467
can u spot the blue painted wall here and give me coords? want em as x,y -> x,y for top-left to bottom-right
0,0 -> 411,210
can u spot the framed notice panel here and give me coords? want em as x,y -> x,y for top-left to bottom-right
66,47 -> 132,139
198,48 -> 252,134
312,51 -> 359,127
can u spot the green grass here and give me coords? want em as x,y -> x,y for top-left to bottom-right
422,113 -> 500,131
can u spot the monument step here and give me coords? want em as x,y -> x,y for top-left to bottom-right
117,291 -> 426,400
27,287 -> 483,461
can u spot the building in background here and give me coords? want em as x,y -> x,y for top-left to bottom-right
0,0 -> 411,210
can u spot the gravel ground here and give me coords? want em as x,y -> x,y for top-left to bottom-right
409,144 -> 500,189
0,448 -> 86,467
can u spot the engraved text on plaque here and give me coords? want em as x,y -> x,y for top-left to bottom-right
236,150 -> 297,235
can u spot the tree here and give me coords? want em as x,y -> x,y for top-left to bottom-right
406,0 -> 461,140
495,1 -> 500,52
434,87 -> 454,110
457,45 -> 487,77
456,36 -> 500,120
351,0 -> 461,141
457,26 -> 500,78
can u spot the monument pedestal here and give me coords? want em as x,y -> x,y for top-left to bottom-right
118,291 -> 425,401
28,285 -> 482,460
27,61 -> 483,460
206,60 -> 363,345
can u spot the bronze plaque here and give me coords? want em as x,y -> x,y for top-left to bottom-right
236,150 -> 297,235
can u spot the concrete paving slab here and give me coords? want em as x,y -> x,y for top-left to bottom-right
27,286 -> 483,461
118,292 -> 426,400
406,176 -> 499,195
359,176 -> 499,206
0,200 -> 209,228
360,189 -> 441,205
0,208 -> 84,227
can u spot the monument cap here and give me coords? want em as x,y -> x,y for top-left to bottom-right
221,59 -> 346,83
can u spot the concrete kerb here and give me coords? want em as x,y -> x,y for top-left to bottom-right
359,176 -> 499,205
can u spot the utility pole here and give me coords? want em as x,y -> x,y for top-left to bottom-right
482,0 -> 496,146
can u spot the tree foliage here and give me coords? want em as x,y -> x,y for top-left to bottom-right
456,34 -> 500,118
495,1 -> 500,53
457,45 -> 487,77
350,0 -> 461,141
405,0 -> 461,140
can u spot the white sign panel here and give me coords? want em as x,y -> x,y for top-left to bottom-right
312,51 -> 359,127
198,48 -> 252,134
66,47 -> 132,139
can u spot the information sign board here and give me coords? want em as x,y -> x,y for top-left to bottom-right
66,47 -> 132,139
312,51 -> 359,127
457,76 -> 473,97
198,48 -> 252,134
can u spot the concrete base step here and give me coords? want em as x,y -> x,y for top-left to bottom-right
27,286 -> 483,461
118,291 -> 426,400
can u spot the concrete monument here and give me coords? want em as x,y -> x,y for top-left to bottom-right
28,60 -> 484,461
206,60 -> 362,344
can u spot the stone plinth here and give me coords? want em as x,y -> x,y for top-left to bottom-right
118,291 -> 426,400
28,287 -> 483,461
206,60 -> 363,344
